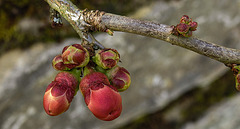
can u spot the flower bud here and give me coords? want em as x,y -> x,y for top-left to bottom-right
62,44 -> 90,69
55,71 -> 79,92
182,30 -> 192,38
79,72 -> 122,121
94,48 -> 120,69
176,23 -> 190,35
43,72 -> 78,116
52,55 -> 70,71
180,15 -> 190,24
79,72 -> 110,97
106,66 -> 131,92
87,84 -> 122,121
236,73 -> 240,91
189,21 -> 198,31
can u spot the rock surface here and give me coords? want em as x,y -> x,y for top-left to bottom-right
183,94 -> 240,129
1,0 -> 240,129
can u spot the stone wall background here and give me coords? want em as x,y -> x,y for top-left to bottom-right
1,0 -> 240,129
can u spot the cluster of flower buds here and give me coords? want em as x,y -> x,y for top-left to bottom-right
43,43 -> 131,121
172,15 -> 198,37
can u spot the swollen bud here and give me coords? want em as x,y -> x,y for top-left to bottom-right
106,66 -> 131,92
180,15 -> 190,24
62,44 -> 90,69
94,48 -> 120,69
79,72 -> 110,98
43,72 -> 78,116
87,84 -> 122,121
54,71 -> 79,92
52,55 -> 70,71
172,15 -> 198,37
176,23 -> 190,35
79,72 -> 122,121
189,21 -> 198,31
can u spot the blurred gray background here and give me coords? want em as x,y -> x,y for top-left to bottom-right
1,0 -> 240,129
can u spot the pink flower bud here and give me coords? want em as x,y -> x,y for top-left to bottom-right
87,84 -> 122,121
79,72 -> 122,121
52,55 -> 70,71
189,21 -> 198,31
43,72 -> 78,116
180,15 -> 190,24
176,23 -> 190,35
106,66 -> 131,92
62,44 -> 90,69
94,48 -> 120,69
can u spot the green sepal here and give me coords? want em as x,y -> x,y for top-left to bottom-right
235,73 -> 240,91
95,65 -> 106,74
83,66 -> 96,77
68,68 -> 82,83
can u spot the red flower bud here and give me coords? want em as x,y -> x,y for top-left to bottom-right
55,72 -> 79,91
43,72 -> 78,116
189,21 -> 198,31
180,15 -> 190,24
94,48 -> 120,69
79,72 -> 122,121
106,66 -> 131,92
62,44 -> 90,69
176,23 -> 190,34
79,72 -> 110,97
52,55 -> 70,71
87,84 -> 122,121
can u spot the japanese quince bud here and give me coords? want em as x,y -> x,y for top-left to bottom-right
52,55 -> 70,71
94,48 -> 120,69
236,73 -> 240,91
189,21 -> 198,31
176,23 -> 190,35
106,66 -> 131,92
182,30 -> 192,38
79,72 -> 122,121
43,72 -> 78,116
54,71 -> 79,92
180,15 -> 190,24
62,44 -> 90,69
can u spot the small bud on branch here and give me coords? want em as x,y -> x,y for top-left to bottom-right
172,15 -> 198,37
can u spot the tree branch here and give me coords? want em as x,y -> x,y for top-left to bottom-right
45,0 -> 240,65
